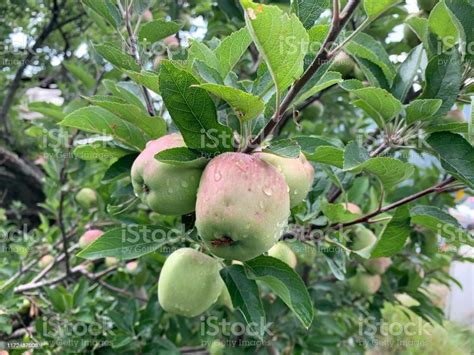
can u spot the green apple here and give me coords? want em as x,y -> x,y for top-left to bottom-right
254,152 -> 315,208
216,284 -> 233,310
364,257 -> 392,275
330,52 -> 356,78
131,133 -> 203,215
158,248 -> 223,317
75,188 -> 97,209
208,340 -> 225,355
78,229 -> 103,249
349,226 -> 377,252
105,257 -> 118,267
302,101 -> 324,119
196,153 -> 290,261
268,242 -> 297,268
39,254 -> 54,269
349,272 -> 381,295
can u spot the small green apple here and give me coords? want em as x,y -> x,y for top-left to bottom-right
39,254 -> 54,269
364,257 -> 392,275
254,152 -> 315,208
330,52 -> 356,78
105,257 -> 118,267
75,188 -> 97,209
208,340 -> 225,355
349,271 -> 381,295
196,153 -> 290,261
268,242 -> 297,269
131,133 -> 203,215
78,229 -> 103,249
349,226 -> 376,252
158,248 -> 223,317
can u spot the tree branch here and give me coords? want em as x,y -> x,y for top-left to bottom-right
243,0 -> 361,153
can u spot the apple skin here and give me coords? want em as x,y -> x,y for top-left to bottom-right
268,242 -> 297,269
105,257 -> 118,267
344,202 -> 362,215
254,152 -> 315,208
196,153 -> 290,261
350,226 -> 377,252
79,229 -> 103,249
330,52 -> 355,78
131,133 -> 203,215
349,272 -> 381,295
364,257 -> 392,275
158,248 -> 223,317
75,188 -> 97,209
39,255 -> 54,269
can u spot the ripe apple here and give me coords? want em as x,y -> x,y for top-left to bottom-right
196,153 -> 290,261
268,242 -> 297,268
126,261 -> 138,273
131,133 -> 203,215
349,271 -> 381,295
75,188 -> 97,209
39,254 -> 54,269
364,257 -> 392,275
78,229 -> 103,249
164,35 -> 179,50
254,152 -> 314,208
158,248 -> 223,317
142,9 -> 153,22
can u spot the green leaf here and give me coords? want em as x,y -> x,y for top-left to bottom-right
241,0 -> 309,93
60,106 -> 148,151
73,144 -> 132,161
195,83 -> 264,122
293,71 -> 343,107
428,0 -> 459,49
419,49 -> 462,116
350,87 -> 403,127
138,19 -> 182,43
159,60 -> 233,153
155,147 -> 209,168
220,265 -> 266,339
77,225 -> 175,260
425,122 -> 468,134
291,0 -> 329,29
405,99 -> 442,124
411,206 -> 473,247
85,97 -> 166,138
311,146 -> 344,168
345,33 -> 397,86
102,154 -> 138,183
391,44 -> 424,101
364,0 -> 400,19
371,206 -> 411,257
245,256 -> 313,329
343,142 -> 414,188
214,27 -> 252,78
188,39 -> 219,72
263,138 -> 301,158
28,102 -> 65,121
63,62 -> 95,90
72,278 -> 89,308
125,70 -> 160,94
82,0 -> 121,28
321,202 -> 360,223
95,44 -> 140,71
426,132 -> 474,189
445,0 -> 474,63
308,24 -> 330,54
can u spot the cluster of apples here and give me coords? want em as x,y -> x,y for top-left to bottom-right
130,133 -> 315,316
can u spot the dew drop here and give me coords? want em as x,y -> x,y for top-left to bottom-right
214,171 -> 222,181
263,186 -> 273,196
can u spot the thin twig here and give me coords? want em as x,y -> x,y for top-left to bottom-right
242,0 -> 361,153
